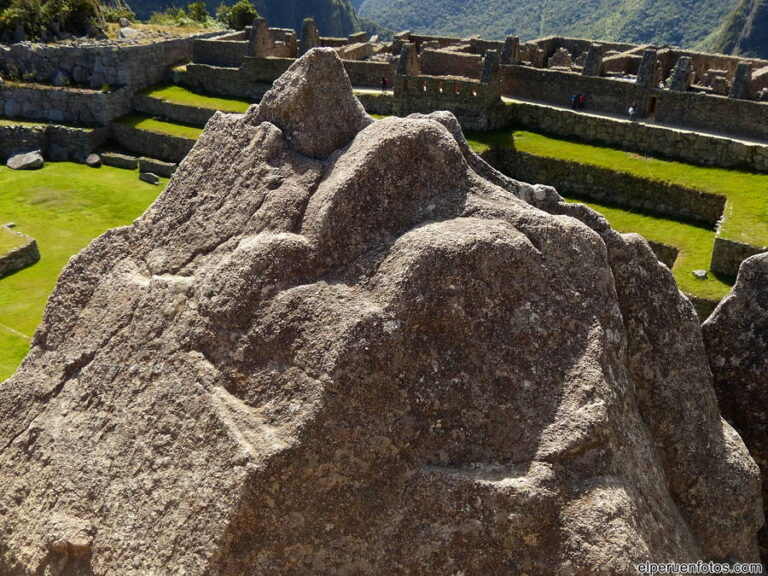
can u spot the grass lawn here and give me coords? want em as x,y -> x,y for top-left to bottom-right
140,85 -> 253,114
0,118 -> 47,127
0,162 -> 165,380
117,114 -> 204,140
564,197 -> 731,301
466,129 -> 768,247
0,227 -> 27,254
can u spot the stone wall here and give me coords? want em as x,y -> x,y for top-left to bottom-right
0,124 -> 46,159
0,230 -> 40,280
0,123 -> 109,161
133,94 -> 218,127
501,63 -> 768,140
0,34 -> 220,90
496,99 -> 768,173
178,63 -> 273,99
192,38 -> 247,68
501,65 -> 645,116
183,57 -> 393,93
394,74 -> 501,130
356,91 -> 394,115
655,89 -> 768,141
647,240 -> 679,269
710,237 -> 767,278
421,49 -> 483,79
482,147 -> 726,226
0,83 -> 133,126
112,123 -> 195,163
343,60 -> 395,87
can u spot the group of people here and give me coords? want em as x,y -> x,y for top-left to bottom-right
570,93 -> 587,110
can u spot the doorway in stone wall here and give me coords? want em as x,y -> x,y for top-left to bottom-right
646,96 -> 658,121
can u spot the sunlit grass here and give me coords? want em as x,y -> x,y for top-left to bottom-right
117,114 -> 203,140
0,162 -> 165,380
140,84 -> 253,113
564,197 -> 731,301
466,129 -> 768,247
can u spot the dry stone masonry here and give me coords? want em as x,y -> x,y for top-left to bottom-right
0,48 -> 761,576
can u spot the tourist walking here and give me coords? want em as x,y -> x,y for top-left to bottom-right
628,101 -> 638,121
570,94 -> 578,110
381,76 -> 388,92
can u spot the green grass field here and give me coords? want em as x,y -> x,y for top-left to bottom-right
466,130 -> 768,247
0,227 -> 27,254
117,114 -> 204,140
563,197 -> 730,300
0,163 -> 165,381
140,85 -> 253,114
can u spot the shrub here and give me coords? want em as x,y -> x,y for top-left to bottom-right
224,0 -> 256,30
187,0 -> 207,23
0,0 -> 104,39
102,0 -> 134,23
215,2 -> 230,24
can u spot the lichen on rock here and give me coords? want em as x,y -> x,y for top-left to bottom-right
0,48 -> 762,575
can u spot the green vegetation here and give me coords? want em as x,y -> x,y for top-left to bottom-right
564,197 -> 731,300
467,130 -> 768,247
187,0 -> 207,22
147,3 -> 220,28
216,0 -> 257,30
705,0 -> 768,58
141,84 -> 253,113
0,118 -> 47,127
357,0 -> 736,47
0,162 -> 164,380
0,0 -> 105,41
465,128 -> 768,301
117,113 -> 204,139
127,0 -> 361,36
102,0 -> 134,23
0,227 -> 26,254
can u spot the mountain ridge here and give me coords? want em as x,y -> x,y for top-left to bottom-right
707,0 -> 768,58
357,0 -> 739,49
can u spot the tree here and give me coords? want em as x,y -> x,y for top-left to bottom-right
187,0 -> 206,23
225,0 -> 256,30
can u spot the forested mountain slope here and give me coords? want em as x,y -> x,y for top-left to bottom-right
130,0 -> 362,36
706,0 -> 768,58
357,0 -> 739,47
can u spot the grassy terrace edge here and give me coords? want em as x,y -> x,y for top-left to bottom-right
466,129 -> 768,248
0,162 -> 166,381
140,85 -> 253,114
117,114 -> 204,140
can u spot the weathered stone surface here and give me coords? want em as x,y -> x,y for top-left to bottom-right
247,48 -> 372,159
6,150 -> 44,170
703,253 -> 768,559
139,171 -> 159,184
0,49 -> 761,576
85,153 -> 101,168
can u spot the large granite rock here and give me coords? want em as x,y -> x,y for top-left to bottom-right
703,252 -> 768,559
6,150 -> 44,170
0,48 -> 761,575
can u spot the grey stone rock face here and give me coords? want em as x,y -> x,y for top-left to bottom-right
0,50 -> 761,576
117,26 -> 138,39
247,48 -> 372,159
85,153 -> 101,168
139,171 -> 159,184
703,253 -> 768,560
6,150 -> 44,170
